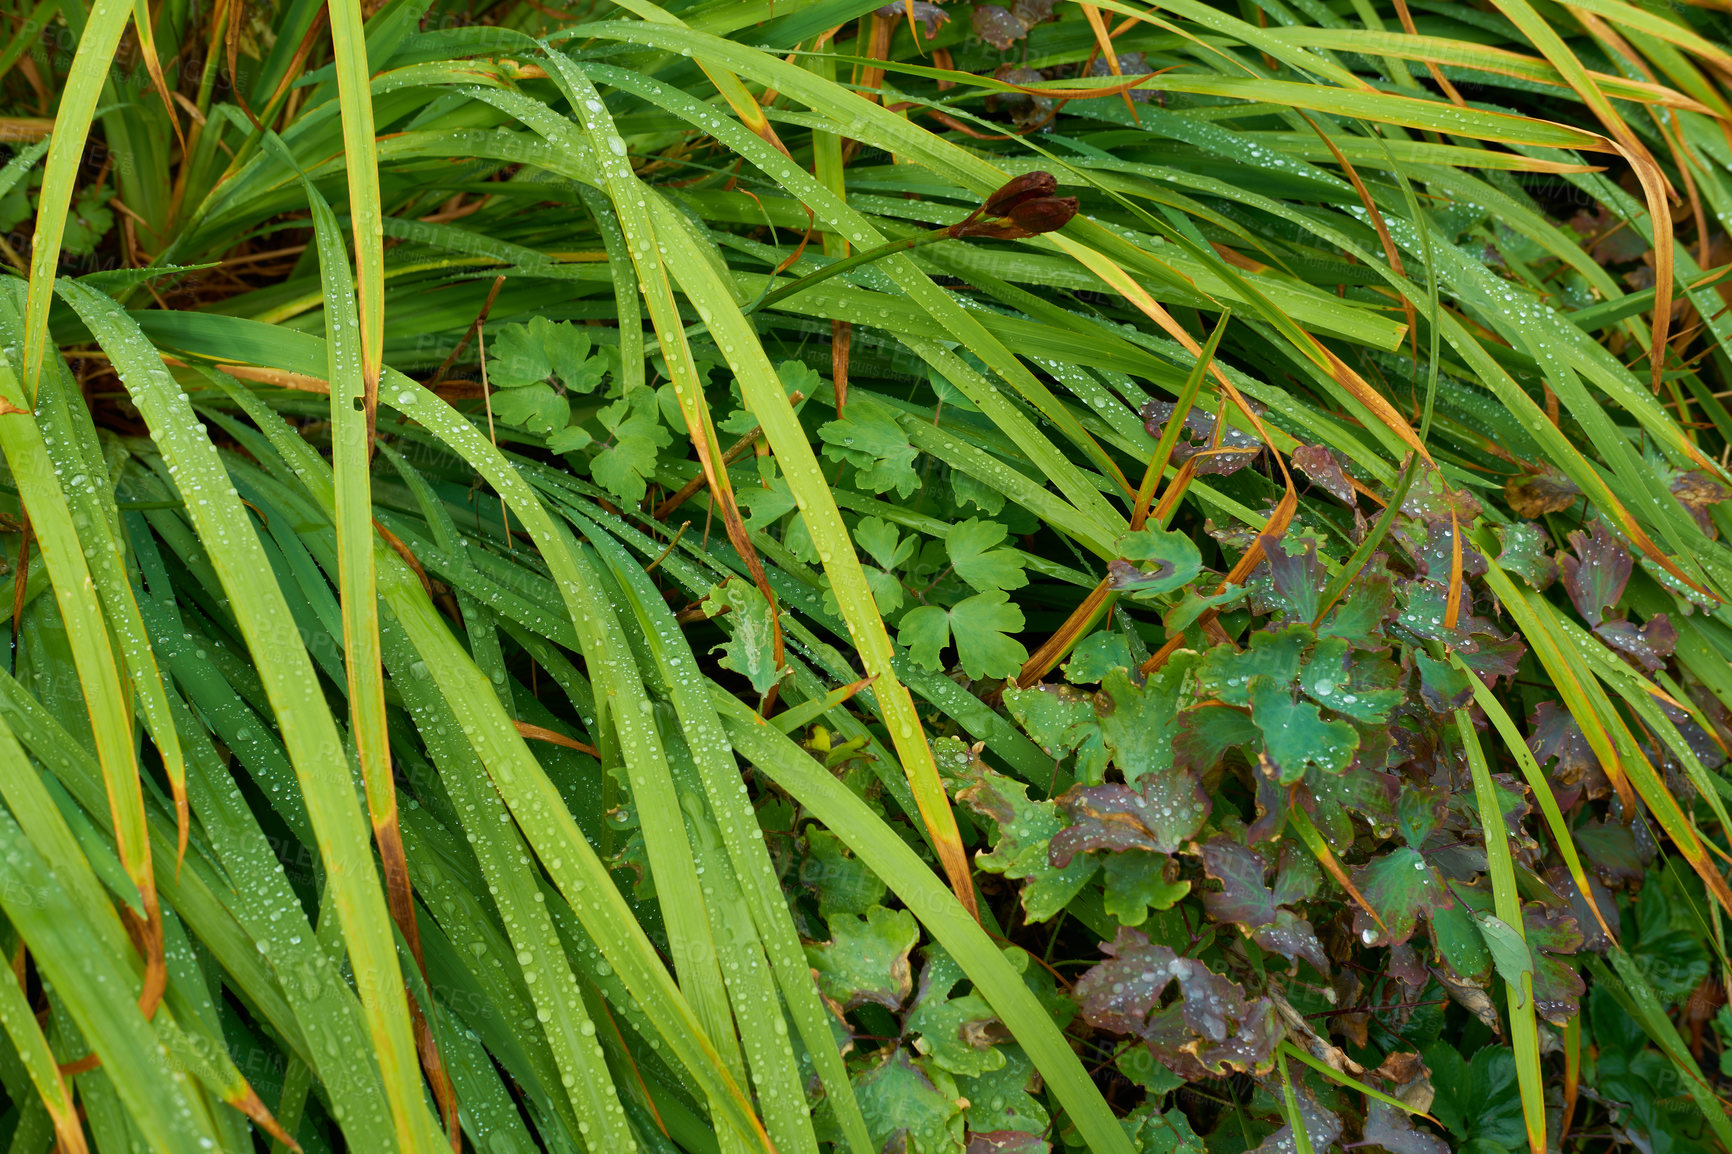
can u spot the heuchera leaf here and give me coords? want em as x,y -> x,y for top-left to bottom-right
1076,928 -> 1283,1078
1431,886 -> 1493,985
947,518 -> 1028,592
1413,651 -> 1472,713
1199,837 -> 1327,972
1063,630 -> 1133,684
958,765 -> 1097,921
1110,526 -> 1203,599
906,946 -> 1005,1077
1196,626 -> 1310,706
1101,850 -> 1191,926
1291,444 -> 1356,506
819,394 -> 921,497
1120,1100 -> 1205,1154
1250,678 -> 1359,782
900,590 -> 1029,680
1399,515 -> 1487,582
1362,1099 -> 1449,1154
1521,901 -> 1586,1026
1248,1082 -> 1342,1154
800,828 -> 886,920
1495,522 -> 1557,591
1140,401 -> 1264,475
1049,768 -> 1210,865
1317,563 -> 1396,650
805,905 -> 920,1012
1593,614 -> 1677,673
703,579 -> 787,696
1351,846 -> 1453,947
1099,660 -> 1194,785
850,1049 -> 966,1154
1002,682 -> 1103,775
1263,534 -> 1327,623
1173,704 -> 1261,777
957,1045 -> 1049,1138
1527,702 -> 1607,803
591,388 -> 673,503
1560,521 -> 1631,627
1299,636 -> 1402,724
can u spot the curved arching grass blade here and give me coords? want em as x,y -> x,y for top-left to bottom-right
715,690 -> 1136,1154
51,278 -> 446,1154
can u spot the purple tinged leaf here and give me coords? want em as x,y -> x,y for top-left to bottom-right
1263,534 -> 1326,623
1350,846 -> 1453,947
1048,769 -> 1210,865
967,1133 -> 1047,1154
1140,401 -> 1264,475
1522,902 -> 1585,1026
1292,444 -> 1357,506
1199,838 -> 1328,972
1392,505 -> 1486,581
1396,784 -> 1446,848
1110,526 -> 1203,598
1547,864 -> 1620,952
1250,1082 -> 1342,1154
1270,842 -> 1321,907
1174,704 -> 1261,777
1413,651 -> 1472,714
1400,464 -> 1482,523
1199,838 -> 1279,926
1363,1100 -> 1449,1154
1593,614 -> 1676,672
1455,631 -> 1524,689
1076,929 -> 1283,1078
1527,702 -> 1609,803
1559,521 -> 1631,627
877,1 -> 950,36
1317,563 -> 1397,651
958,764 -> 1098,921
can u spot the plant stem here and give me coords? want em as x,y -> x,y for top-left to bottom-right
743,227 -> 953,315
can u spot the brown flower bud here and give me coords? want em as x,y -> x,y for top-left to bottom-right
959,195 -> 1078,240
982,170 -> 1058,217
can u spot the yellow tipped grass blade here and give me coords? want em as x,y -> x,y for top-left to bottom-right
50,279 -> 446,1154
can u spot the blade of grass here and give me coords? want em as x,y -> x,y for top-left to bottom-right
52,279 -> 446,1154
1455,710 -> 1545,1154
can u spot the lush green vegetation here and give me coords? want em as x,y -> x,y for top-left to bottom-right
1,0 -> 1732,1151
